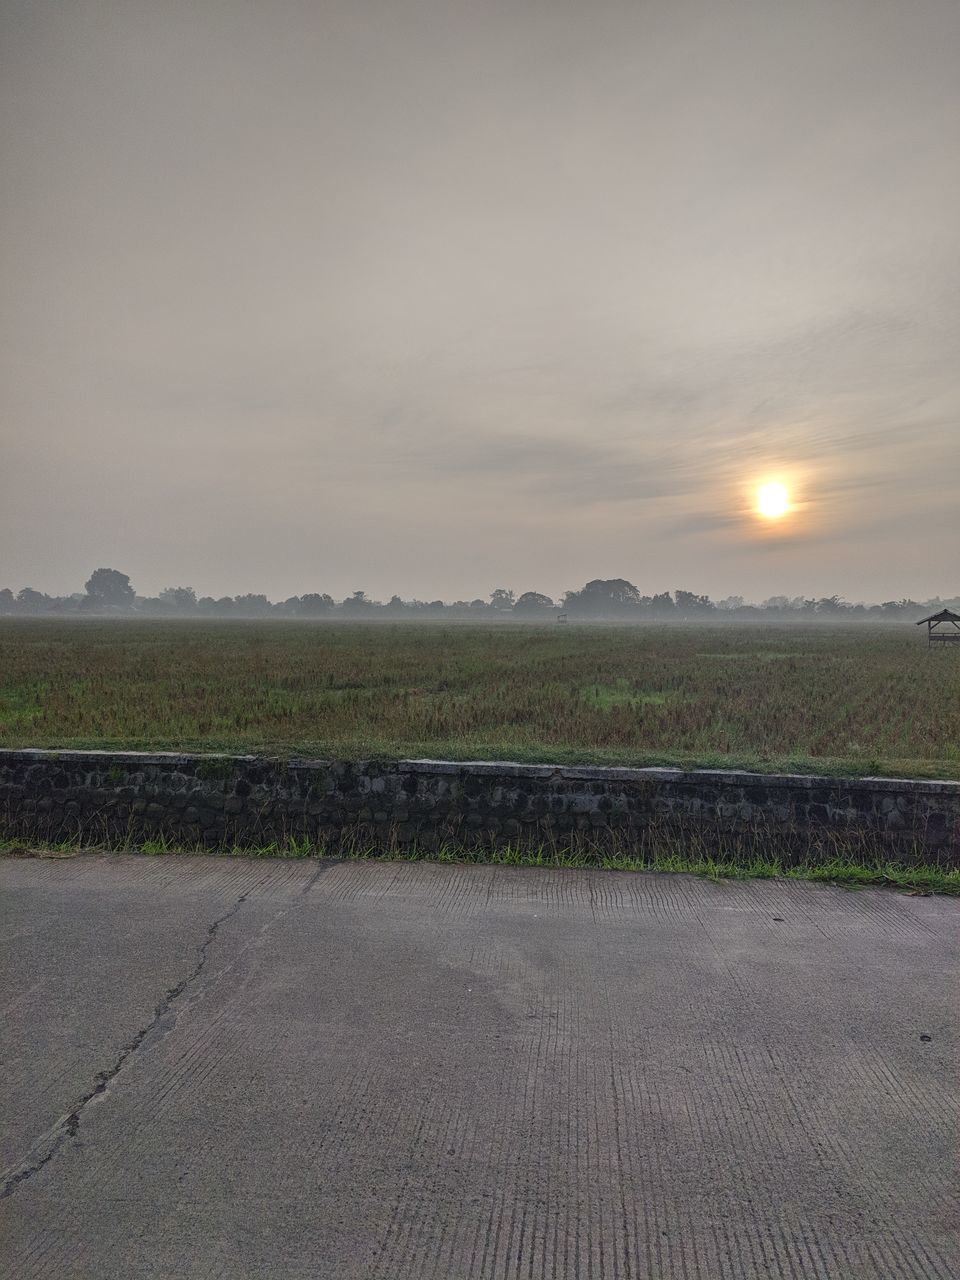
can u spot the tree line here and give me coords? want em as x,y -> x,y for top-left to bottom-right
0,569 -> 955,621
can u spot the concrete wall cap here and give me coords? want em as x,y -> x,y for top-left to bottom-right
0,749 -> 957,794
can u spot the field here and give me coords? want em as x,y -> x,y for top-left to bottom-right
0,619 -> 957,779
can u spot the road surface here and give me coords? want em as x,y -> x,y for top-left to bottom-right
2,853 -> 958,1278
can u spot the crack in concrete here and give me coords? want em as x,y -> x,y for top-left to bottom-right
300,858 -> 341,895
0,892 -> 249,1200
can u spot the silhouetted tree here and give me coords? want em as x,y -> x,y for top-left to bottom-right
674,590 -> 714,616
489,588 -> 515,610
233,594 -> 272,616
513,591 -> 555,614
814,595 -> 844,615
84,568 -> 135,610
341,590 -> 376,616
564,579 -> 642,616
299,593 -> 335,616
17,587 -> 47,609
159,586 -> 197,611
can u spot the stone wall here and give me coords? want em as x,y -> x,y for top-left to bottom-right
1,750 -> 958,864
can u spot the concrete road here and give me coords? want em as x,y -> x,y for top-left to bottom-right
1,855 -> 958,1279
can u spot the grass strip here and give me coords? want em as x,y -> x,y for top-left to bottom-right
2,835 -> 956,896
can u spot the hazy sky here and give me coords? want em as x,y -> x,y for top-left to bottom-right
2,0 -> 958,603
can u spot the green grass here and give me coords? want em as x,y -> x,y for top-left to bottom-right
580,679 -> 683,710
2,833 -> 956,895
0,617 -> 958,779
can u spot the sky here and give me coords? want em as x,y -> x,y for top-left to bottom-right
1,0 -> 958,604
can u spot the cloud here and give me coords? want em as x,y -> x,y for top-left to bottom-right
1,0 -> 958,601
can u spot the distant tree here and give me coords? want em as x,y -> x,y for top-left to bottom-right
814,595 -> 844,615
0,588 -> 14,613
17,587 -> 47,610
564,579 -> 643,617
717,595 -> 744,611
341,590 -> 375,615
674,590 -> 714,616
299,593 -> 335,616
159,586 -> 198,612
513,591 -> 555,614
384,595 -> 407,613
649,592 -> 675,614
233,593 -> 272,616
84,568 -> 135,610
489,588 -> 515,610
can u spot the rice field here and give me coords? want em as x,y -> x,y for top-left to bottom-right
0,618 -> 957,778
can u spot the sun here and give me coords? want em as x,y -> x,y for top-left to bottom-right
756,481 -> 790,520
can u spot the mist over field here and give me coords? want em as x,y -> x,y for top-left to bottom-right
2,565 -> 958,621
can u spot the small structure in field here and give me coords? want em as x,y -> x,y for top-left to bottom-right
557,612 -> 568,625
916,608 -> 960,648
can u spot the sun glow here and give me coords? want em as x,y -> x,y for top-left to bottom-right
756,481 -> 790,520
